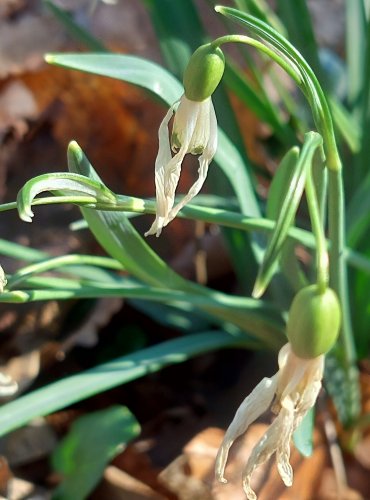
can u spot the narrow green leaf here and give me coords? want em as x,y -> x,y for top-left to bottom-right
276,0 -> 323,82
0,238 -> 48,262
0,331 -> 246,436
266,146 -> 308,292
130,300 -> 210,333
356,17 -> 370,184
266,147 -> 300,218
346,0 -> 367,112
6,254 -> 124,289
346,167 -> 370,247
216,6 -> 340,171
17,172 -> 116,222
6,274 -> 284,347
233,0 -> 286,34
329,97 -> 361,153
253,132 -> 322,297
52,406 -> 140,500
45,53 -> 183,105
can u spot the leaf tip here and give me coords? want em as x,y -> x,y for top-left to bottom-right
19,209 -> 34,223
252,280 -> 265,299
67,140 -> 83,161
68,140 -> 81,153
44,53 -> 55,64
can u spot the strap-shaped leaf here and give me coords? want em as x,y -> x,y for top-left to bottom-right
216,6 -> 340,171
253,132 -> 323,297
67,142 -> 285,347
67,141 -> 194,290
0,331 -> 246,436
45,53 -> 182,104
3,274 -> 285,348
17,172 -> 116,222
266,146 -> 309,292
52,406 -> 140,500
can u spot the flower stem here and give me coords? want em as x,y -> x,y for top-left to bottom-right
305,166 -> 329,293
328,169 -> 358,361
211,34 -> 301,84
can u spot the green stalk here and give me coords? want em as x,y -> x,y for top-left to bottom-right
328,169 -> 360,421
305,166 -> 329,292
212,34 -> 302,84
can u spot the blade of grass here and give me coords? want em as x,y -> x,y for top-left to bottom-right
276,0 -> 323,82
0,331 -> 247,437
356,17 -> 370,184
346,0 -> 367,113
6,275 -> 285,348
253,132 -> 323,297
233,0 -> 286,35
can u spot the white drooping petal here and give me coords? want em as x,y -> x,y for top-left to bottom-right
215,342 -> 325,498
294,355 -> 324,427
187,97 -> 211,153
146,94 -> 218,236
276,397 -> 295,487
172,95 -> 202,153
215,375 -> 278,484
145,105 -> 175,237
168,100 -> 217,222
242,401 -> 295,500
146,96 -> 205,236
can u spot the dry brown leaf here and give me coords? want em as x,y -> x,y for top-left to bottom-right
0,349 -> 40,397
0,14 -> 64,78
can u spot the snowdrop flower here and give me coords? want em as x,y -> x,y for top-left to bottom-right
215,285 -> 341,499
145,43 -> 225,237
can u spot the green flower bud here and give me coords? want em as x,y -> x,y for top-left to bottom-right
287,285 -> 341,359
183,43 -> 225,102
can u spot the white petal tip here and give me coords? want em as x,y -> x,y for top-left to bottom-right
242,483 -> 257,500
215,472 -> 228,484
218,477 -> 228,484
144,221 -> 163,238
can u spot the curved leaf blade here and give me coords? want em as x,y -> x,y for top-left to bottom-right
0,331 -> 245,437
